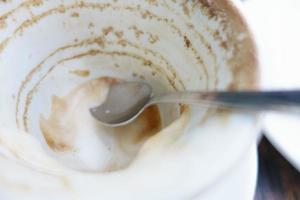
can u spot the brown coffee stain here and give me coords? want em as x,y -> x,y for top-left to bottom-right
146,0 -> 159,6
31,0 -> 43,7
40,96 -> 72,151
71,12 -> 79,17
215,0 -> 258,90
160,1 -> 215,88
1,3 -> 109,50
0,0 -> 42,27
164,0 -> 220,84
148,33 -> 159,44
0,19 -> 7,29
94,37 -> 105,47
117,39 -> 128,47
197,0 -> 217,19
40,77 -> 121,151
57,5 -> 66,14
129,26 -> 144,39
108,106 -> 162,171
131,105 -> 161,143
220,41 -> 228,50
183,35 -> 191,48
0,38 -> 9,53
102,26 -> 114,35
140,10 -> 152,19
114,31 -> 124,38
69,69 -> 90,77
143,60 -> 152,66
181,0 -> 190,16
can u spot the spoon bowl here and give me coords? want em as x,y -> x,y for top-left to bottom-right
90,82 -> 152,126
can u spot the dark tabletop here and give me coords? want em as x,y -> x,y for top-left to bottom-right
255,137 -> 300,200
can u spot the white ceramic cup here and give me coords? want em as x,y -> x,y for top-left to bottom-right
0,0 -> 260,199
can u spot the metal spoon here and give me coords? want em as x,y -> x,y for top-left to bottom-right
90,82 -> 300,127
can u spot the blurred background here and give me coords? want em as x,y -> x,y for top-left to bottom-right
243,0 -> 300,199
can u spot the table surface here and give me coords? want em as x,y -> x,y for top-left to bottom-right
254,137 -> 300,200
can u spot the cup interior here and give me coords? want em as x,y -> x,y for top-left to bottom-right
0,0 -> 259,197
0,0 -> 257,134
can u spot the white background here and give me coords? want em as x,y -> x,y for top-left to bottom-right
244,0 -> 300,171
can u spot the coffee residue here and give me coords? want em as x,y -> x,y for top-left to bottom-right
40,77 -> 161,172
69,69 -> 90,77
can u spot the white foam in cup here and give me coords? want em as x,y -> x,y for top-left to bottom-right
0,0 -> 260,199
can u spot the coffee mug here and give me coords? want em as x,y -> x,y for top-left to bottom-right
0,0 -> 260,199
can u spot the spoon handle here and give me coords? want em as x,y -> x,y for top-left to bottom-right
150,90 -> 300,112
